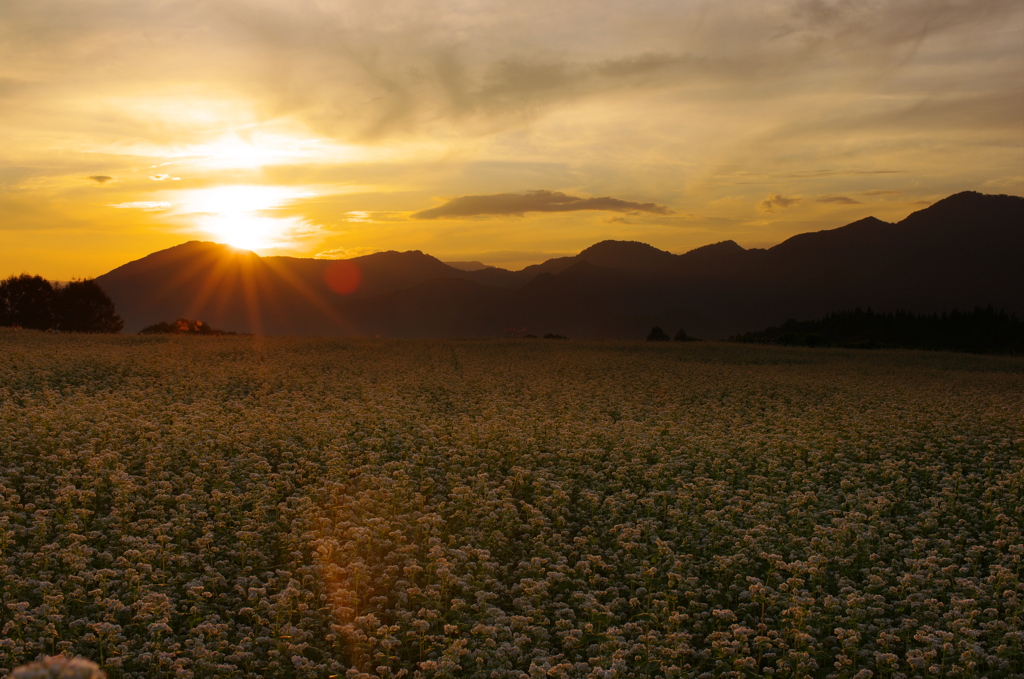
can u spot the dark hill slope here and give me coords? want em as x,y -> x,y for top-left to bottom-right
475,192 -> 1023,338
95,192 -> 1023,338
747,192 -> 1024,320
577,240 -> 678,273
96,242 -> 508,334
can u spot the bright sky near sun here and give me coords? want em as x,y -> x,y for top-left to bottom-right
1,0 -> 1022,279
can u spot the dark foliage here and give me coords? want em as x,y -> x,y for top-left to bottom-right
673,327 -> 698,342
54,279 -> 124,333
646,326 -> 670,342
543,333 -> 567,339
0,274 -> 56,330
731,306 -> 1024,354
139,318 -> 236,335
0,275 -> 123,333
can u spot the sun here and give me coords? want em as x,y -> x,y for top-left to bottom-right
200,212 -> 287,251
180,185 -> 315,250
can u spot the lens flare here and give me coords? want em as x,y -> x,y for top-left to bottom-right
325,260 -> 362,295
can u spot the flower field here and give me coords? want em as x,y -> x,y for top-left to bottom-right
1,330 -> 1022,678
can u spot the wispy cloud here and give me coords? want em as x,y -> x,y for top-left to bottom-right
412,190 -> 672,219
314,246 -> 382,260
817,196 -> 862,205
86,175 -> 114,185
108,201 -> 172,211
342,211 -> 374,223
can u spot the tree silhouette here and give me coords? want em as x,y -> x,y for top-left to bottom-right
55,279 -> 124,333
646,325 -> 670,341
0,275 -> 123,333
673,327 -> 697,342
0,274 -> 56,330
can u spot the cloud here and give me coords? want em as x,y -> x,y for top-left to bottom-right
1,0 -> 1018,145
424,51 -> 696,131
816,196 -> 861,205
981,176 -> 1024,192
757,193 -> 801,213
86,175 -> 114,185
314,246 -> 382,260
412,190 -> 672,219
242,0 -> 1019,140
342,211 -> 374,223
150,174 -> 180,181
790,0 -> 1019,50
107,201 -> 172,211
860,190 -> 902,195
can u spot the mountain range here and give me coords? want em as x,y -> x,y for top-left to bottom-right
96,191 -> 1024,339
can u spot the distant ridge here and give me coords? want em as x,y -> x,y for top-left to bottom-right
444,261 -> 493,272
96,192 -> 1024,338
679,240 -> 746,260
576,240 -> 678,272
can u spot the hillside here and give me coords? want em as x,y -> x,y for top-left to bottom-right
96,191 -> 1024,338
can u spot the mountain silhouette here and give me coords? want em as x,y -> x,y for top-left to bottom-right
576,240 -> 678,272
95,191 -> 1023,338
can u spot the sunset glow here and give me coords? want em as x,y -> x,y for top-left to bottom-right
181,133 -> 333,170
0,0 -> 1021,279
176,185 -> 316,250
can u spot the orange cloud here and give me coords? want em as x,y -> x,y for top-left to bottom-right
757,193 -> 801,213
412,190 -> 672,219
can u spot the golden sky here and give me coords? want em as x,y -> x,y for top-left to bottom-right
2,0 -> 1022,279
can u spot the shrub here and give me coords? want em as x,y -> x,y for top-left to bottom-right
646,325 -> 670,341
673,327 -> 697,342
138,318 -> 234,335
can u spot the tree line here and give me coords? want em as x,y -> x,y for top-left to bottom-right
730,306 -> 1023,355
0,274 -> 123,333
647,326 -> 697,342
139,318 -> 237,335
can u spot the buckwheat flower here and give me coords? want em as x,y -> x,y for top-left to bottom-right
11,656 -> 106,678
